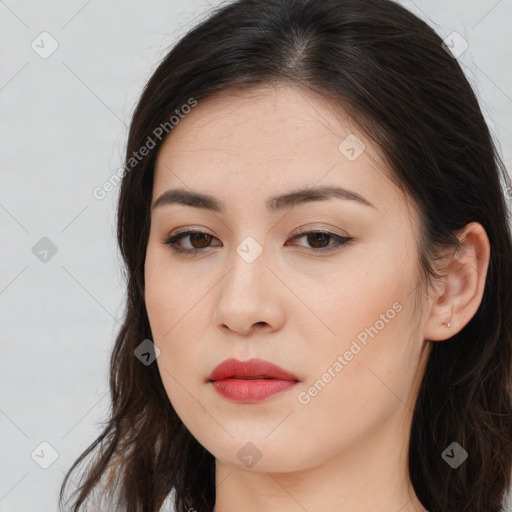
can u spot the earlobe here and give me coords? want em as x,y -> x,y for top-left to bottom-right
423,222 -> 490,342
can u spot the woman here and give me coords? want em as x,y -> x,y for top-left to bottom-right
59,0 -> 512,511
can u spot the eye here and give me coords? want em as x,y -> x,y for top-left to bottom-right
163,230 -> 221,256
288,230 -> 352,252
163,229 -> 352,256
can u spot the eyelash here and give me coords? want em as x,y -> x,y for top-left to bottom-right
163,229 -> 352,256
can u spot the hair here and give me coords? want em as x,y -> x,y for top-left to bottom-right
59,0 -> 512,511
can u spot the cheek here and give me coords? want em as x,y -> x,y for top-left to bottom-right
289,296 -> 419,465
302,258 -> 405,353
298,246 -> 420,404
145,275 -> 204,424
144,245 -> 187,336
144,246 -> 211,398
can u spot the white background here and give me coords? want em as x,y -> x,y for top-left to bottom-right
0,1 -> 511,511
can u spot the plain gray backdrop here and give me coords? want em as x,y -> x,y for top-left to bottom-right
1,1 -> 511,511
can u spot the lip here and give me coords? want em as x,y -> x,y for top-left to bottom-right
207,358 -> 299,403
208,357 -> 299,381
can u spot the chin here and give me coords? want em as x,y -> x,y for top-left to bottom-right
202,436 -> 322,473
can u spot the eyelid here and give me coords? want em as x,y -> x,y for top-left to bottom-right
290,224 -> 348,238
164,227 -> 217,243
167,224 -> 348,240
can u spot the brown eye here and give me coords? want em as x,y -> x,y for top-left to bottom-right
163,230 -> 221,255
164,229 -> 351,256
189,233 -> 213,248
305,232 -> 331,249
289,230 -> 352,252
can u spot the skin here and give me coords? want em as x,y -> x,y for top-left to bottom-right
144,84 -> 490,512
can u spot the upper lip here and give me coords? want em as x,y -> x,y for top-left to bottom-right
208,358 -> 299,381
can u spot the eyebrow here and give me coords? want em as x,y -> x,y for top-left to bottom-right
151,185 -> 376,213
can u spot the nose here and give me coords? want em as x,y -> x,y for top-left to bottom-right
212,245 -> 286,337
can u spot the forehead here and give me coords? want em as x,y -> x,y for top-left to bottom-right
152,84 -> 403,217
156,84 -> 359,165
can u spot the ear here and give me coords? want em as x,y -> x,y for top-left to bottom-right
423,222 -> 490,342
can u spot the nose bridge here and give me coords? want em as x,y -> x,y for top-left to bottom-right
225,235 -> 269,300
213,235 -> 284,334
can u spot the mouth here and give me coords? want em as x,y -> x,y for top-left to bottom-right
207,358 -> 300,403
207,357 -> 300,382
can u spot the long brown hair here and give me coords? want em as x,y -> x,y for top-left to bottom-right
59,0 -> 512,510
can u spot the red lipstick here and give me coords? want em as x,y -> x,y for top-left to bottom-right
207,358 -> 299,403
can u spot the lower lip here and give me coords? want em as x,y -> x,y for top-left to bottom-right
210,378 -> 297,403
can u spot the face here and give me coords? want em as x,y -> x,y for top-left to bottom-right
144,84 -> 431,472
